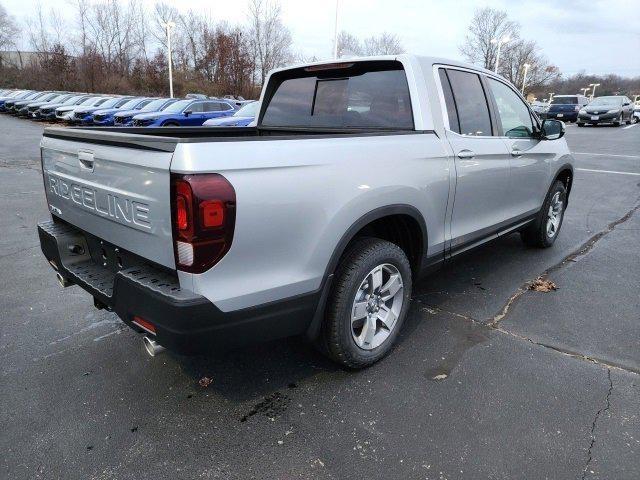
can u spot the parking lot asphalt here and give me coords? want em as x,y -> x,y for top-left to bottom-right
1,117 -> 638,480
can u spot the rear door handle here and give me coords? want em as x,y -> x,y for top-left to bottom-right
457,149 -> 475,159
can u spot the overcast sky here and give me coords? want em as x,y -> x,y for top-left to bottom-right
3,0 -> 639,76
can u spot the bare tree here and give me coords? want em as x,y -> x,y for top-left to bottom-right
362,32 -> 404,55
459,7 -> 520,70
500,39 -> 559,93
337,31 -> 404,57
337,31 -> 362,57
0,2 -> 19,51
247,0 -> 292,85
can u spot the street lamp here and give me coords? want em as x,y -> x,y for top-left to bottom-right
491,36 -> 510,73
521,63 -> 530,94
589,83 -> 600,101
548,92 -> 555,103
163,21 -> 176,98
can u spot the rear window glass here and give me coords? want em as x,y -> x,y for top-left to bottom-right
261,62 -> 413,129
550,97 -> 578,105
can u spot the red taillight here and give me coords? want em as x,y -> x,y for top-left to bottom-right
170,173 -> 236,273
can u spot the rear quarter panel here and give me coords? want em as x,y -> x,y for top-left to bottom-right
171,133 -> 452,311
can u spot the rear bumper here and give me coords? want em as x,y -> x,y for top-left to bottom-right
38,219 -> 318,355
546,111 -> 578,121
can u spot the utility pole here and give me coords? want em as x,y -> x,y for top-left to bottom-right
333,0 -> 339,59
589,83 -> 600,101
164,21 -> 176,98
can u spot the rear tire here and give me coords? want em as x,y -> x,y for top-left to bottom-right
163,121 -> 179,127
521,180 -> 567,248
320,238 -> 412,369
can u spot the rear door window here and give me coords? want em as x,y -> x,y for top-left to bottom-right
261,61 -> 414,129
445,69 -> 493,136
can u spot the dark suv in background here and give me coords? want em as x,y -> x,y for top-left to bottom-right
545,94 -> 589,122
577,96 -> 635,127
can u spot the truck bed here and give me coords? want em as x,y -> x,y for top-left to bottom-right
43,126 -> 429,152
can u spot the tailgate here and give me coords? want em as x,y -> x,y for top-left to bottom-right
41,132 -> 177,269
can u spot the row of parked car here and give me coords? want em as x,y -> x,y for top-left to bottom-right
532,94 -> 640,127
0,89 -> 258,127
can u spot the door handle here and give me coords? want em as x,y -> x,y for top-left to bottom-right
511,149 -> 524,157
457,149 -> 475,159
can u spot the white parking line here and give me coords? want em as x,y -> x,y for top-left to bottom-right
573,152 -> 640,159
576,168 -> 640,176
623,123 -> 639,130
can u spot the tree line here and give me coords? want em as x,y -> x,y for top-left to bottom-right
459,7 -> 639,99
0,3 -> 637,100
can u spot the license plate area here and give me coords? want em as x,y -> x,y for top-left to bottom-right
557,113 -> 563,117
84,232 -> 141,273
591,115 -> 599,120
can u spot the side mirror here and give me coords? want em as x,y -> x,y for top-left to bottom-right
184,110 -> 192,117
540,119 -> 564,140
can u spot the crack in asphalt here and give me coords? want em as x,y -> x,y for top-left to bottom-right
581,369 -> 613,480
488,200 -> 640,328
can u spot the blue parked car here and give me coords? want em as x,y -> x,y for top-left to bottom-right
131,99 -> 236,127
69,97 -> 132,125
35,94 -> 90,121
92,97 -> 154,126
202,100 -> 258,127
5,91 -> 46,113
21,93 -> 73,118
545,94 -> 589,122
113,98 -> 178,126
0,90 -> 31,112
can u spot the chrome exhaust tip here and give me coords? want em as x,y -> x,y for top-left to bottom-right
143,336 -> 165,357
56,272 -> 72,288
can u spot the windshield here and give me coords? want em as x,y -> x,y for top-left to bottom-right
140,98 -> 168,112
163,99 -> 192,113
119,98 -> 143,110
62,95 -> 83,105
550,96 -> 578,105
589,96 -> 622,106
79,97 -> 99,105
96,98 -> 119,108
234,102 -> 258,117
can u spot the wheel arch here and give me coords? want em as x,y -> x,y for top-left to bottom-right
552,163 -> 574,203
306,204 -> 428,341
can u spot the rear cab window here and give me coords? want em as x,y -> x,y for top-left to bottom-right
550,96 -> 578,105
260,61 -> 414,130
439,68 -> 493,136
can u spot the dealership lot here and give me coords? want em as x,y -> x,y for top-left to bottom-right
1,116 -> 638,479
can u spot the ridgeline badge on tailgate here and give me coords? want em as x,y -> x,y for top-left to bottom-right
47,173 -> 151,231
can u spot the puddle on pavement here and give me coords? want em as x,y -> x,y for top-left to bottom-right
425,315 -> 490,381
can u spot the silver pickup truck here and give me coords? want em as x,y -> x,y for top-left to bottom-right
37,55 -> 573,368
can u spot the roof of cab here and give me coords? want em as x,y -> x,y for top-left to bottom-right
269,54 -> 495,77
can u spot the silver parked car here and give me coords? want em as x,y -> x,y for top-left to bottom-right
38,55 -> 573,367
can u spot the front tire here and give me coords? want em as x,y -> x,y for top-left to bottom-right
577,122 -> 585,127
521,180 -> 567,248
321,238 -> 412,368
613,113 -> 623,126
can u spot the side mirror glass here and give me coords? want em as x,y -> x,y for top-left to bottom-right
184,110 -> 192,116
541,119 -> 564,140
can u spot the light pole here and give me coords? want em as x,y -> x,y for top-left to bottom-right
548,92 -> 555,104
491,36 -> 510,73
521,63 -> 530,94
580,87 -> 590,97
589,83 -> 600,101
333,0 -> 339,59
164,21 -> 176,98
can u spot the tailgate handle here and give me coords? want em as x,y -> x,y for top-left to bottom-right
78,151 -> 94,171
